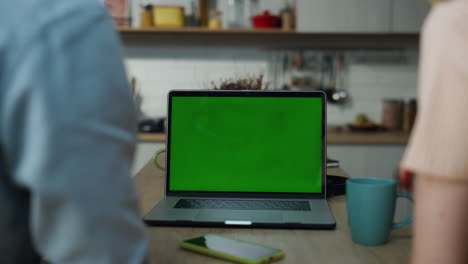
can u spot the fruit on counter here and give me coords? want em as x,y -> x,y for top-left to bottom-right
355,113 -> 369,124
348,113 -> 381,131
352,114 -> 378,128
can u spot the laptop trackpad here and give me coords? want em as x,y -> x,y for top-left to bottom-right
194,210 -> 283,223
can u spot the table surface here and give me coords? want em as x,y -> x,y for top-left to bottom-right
134,161 -> 412,264
137,131 -> 410,145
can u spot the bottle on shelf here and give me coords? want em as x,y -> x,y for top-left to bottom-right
280,0 -> 295,31
198,0 -> 209,27
185,0 -> 199,27
402,99 -> 417,132
140,4 -> 153,27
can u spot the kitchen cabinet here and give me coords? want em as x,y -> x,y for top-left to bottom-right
297,0 -> 430,33
391,0 -> 430,33
297,0 -> 391,33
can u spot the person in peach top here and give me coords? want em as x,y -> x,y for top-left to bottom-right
400,0 -> 468,263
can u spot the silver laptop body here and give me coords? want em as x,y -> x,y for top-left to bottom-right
143,90 -> 336,229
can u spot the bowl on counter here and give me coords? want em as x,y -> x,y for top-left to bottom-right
347,123 -> 383,132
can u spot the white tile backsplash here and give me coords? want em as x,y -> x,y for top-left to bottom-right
327,56 -> 418,125
124,46 -> 419,124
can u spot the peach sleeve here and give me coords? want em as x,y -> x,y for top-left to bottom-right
401,1 -> 468,181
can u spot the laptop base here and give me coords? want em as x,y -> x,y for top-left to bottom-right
143,196 -> 336,230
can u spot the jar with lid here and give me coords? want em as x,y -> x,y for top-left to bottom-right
382,99 -> 404,131
208,9 -> 222,29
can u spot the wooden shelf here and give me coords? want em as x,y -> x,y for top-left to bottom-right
118,26 -> 295,34
118,27 -> 420,49
138,131 -> 409,145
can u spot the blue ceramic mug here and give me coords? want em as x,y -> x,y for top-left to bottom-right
346,178 -> 413,246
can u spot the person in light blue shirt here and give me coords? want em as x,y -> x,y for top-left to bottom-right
0,0 -> 149,263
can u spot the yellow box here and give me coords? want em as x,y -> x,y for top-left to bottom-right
153,6 -> 185,28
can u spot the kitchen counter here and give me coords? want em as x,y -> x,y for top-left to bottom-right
327,131 -> 409,145
138,133 -> 166,142
138,131 -> 410,145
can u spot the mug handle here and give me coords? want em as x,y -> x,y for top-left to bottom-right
152,148 -> 166,171
392,191 -> 413,229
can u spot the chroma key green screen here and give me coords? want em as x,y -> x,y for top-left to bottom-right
168,95 -> 323,193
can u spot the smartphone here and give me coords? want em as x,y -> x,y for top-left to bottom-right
180,234 -> 285,264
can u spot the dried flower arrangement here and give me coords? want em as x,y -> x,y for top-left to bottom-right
211,75 -> 270,90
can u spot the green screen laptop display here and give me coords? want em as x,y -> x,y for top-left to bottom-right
168,95 -> 323,193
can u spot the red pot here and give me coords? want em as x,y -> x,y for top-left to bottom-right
251,11 -> 281,29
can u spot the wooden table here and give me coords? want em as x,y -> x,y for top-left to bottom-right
134,162 -> 412,264
138,131 -> 410,145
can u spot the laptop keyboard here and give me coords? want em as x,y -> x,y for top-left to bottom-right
174,199 -> 311,211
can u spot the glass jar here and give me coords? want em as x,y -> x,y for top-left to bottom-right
227,0 -> 245,28
246,0 -> 259,27
209,9 -> 222,29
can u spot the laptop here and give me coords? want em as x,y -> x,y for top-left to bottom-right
143,90 -> 336,229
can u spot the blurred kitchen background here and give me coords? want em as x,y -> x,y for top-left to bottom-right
105,0 -> 427,217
